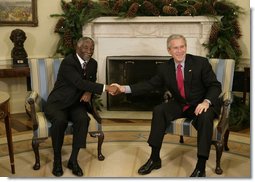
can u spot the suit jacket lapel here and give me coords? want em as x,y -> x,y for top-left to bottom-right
167,59 -> 179,93
74,54 -> 83,68
73,54 -> 87,77
184,56 -> 193,99
167,58 -> 187,104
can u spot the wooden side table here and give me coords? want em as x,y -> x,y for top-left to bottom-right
0,65 -> 30,91
0,91 -> 15,174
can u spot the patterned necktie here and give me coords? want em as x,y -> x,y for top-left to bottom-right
176,64 -> 189,111
82,61 -> 87,76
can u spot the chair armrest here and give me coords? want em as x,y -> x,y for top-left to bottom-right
221,91 -> 233,104
0,109 -> 5,119
25,91 -> 40,130
217,91 -> 233,133
164,90 -> 173,103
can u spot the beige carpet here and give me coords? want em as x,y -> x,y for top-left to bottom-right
0,129 -> 251,178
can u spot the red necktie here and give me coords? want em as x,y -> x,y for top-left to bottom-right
176,64 -> 189,111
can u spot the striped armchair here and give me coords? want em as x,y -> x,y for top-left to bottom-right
25,58 -> 105,170
164,58 -> 235,175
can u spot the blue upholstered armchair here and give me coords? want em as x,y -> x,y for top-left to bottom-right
164,58 -> 235,175
25,58 -> 105,170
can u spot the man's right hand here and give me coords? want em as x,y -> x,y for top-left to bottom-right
105,84 -> 119,95
110,83 -> 125,95
105,83 -> 125,95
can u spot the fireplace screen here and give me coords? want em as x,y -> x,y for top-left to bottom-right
106,56 -> 170,111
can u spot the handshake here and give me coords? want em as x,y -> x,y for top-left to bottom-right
105,83 -> 125,96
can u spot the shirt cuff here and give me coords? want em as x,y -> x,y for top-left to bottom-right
204,99 -> 211,105
124,85 -> 131,93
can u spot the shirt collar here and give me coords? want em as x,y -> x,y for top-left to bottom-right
174,59 -> 185,69
76,53 -> 89,66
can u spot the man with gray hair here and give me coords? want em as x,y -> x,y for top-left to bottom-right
111,34 -> 222,177
45,37 -> 117,177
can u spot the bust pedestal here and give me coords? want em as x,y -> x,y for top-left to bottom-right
12,58 -> 28,67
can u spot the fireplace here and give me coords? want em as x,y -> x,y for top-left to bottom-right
83,16 -> 216,111
106,56 -> 170,111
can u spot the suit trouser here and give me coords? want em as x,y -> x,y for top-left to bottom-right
147,100 -> 215,159
45,102 -> 90,160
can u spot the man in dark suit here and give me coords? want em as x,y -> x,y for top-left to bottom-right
45,37 -> 117,177
111,34 -> 222,177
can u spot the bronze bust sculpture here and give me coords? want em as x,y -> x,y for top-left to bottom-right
10,29 -> 28,67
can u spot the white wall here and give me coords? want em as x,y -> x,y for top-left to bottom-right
230,0 -> 250,68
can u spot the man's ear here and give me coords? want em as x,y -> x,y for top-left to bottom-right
167,48 -> 171,54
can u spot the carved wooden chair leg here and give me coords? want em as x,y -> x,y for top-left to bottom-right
89,131 -> 105,161
179,135 -> 184,143
213,141 -> 223,175
32,138 -> 47,170
97,131 -> 105,161
224,129 -> 230,151
32,138 -> 41,170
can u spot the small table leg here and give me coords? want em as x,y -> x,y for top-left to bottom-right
3,103 -> 15,174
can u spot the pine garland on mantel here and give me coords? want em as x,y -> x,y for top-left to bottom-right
51,0 -> 244,64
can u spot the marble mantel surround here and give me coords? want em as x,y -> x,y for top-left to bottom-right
83,16 -> 216,117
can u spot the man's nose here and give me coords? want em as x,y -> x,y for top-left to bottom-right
87,49 -> 93,54
177,47 -> 182,52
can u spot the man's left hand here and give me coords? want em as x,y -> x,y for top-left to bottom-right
194,100 -> 210,116
80,92 -> 92,102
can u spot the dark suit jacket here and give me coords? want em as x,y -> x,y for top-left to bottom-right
130,54 -> 222,115
46,54 -> 104,109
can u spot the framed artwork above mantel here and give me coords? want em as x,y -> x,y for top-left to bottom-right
0,0 -> 38,27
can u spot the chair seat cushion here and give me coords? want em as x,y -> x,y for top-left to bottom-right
165,118 -> 221,141
33,112 -> 73,138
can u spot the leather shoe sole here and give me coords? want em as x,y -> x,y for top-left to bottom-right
67,161 -> 83,176
138,159 -> 161,175
190,169 -> 206,177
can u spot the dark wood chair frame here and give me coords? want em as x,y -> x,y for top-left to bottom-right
164,90 -> 231,175
26,92 -> 105,170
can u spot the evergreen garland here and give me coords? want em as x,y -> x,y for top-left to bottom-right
51,0 -> 244,63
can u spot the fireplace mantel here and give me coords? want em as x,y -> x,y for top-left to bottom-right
83,16 -> 217,40
83,16 -> 217,108
84,16 -> 218,23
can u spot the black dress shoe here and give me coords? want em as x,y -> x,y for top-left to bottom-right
52,161 -> 63,177
138,158 -> 161,175
190,169 -> 206,177
67,161 -> 83,176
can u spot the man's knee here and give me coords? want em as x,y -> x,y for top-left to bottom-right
200,108 -> 215,119
153,104 -> 163,114
197,109 -> 215,127
72,113 -> 90,130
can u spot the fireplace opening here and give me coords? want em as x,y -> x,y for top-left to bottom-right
106,56 -> 170,111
